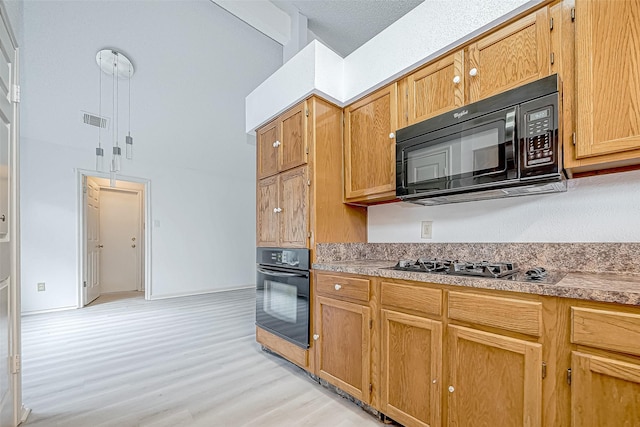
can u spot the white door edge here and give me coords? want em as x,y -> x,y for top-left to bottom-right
76,169 -> 152,307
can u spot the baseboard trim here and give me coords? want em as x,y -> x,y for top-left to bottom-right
21,305 -> 78,316
149,285 -> 256,301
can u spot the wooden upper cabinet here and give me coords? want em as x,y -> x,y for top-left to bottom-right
344,84 -> 398,203
256,165 -> 308,248
256,175 -> 279,247
468,7 -> 551,103
407,51 -> 465,125
279,102 -> 307,172
256,101 -> 308,180
448,325 -> 542,427
575,0 -> 640,159
257,120 -> 279,179
279,166 -> 309,248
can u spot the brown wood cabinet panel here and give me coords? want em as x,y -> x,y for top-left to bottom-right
572,307 -> 640,357
407,51 -> 465,125
344,84 -> 398,202
448,325 -> 542,427
279,102 -> 307,172
256,326 -> 308,369
316,295 -> 371,403
575,0 -> 640,159
382,309 -> 442,427
257,120 -> 279,179
256,175 -> 279,247
468,8 -> 550,102
316,273 -> 370,303
380,281 -> 442,317
279,166 -> 308,248
572,351 -> 640,427
448,291 -> 543,337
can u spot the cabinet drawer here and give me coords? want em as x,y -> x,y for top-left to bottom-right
448,291 -> 543,337
381,281 -> 442,317
572,307 -> 640,357
316,274 -> 370,303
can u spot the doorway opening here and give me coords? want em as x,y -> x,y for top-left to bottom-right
77,170 -> 151,307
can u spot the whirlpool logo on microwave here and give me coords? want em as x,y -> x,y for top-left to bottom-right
453,110 -> 469,119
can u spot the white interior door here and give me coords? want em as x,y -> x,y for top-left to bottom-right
99,189 -> 141,293
0,9 -> 17,427
85,178 -> 101,304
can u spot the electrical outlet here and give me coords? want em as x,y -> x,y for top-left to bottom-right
37,282 -> 45,292
421,221 -> 433,239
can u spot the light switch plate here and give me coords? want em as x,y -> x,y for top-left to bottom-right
421,221 -> 433,239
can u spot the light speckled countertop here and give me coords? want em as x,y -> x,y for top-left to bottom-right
312,260 -> 640,306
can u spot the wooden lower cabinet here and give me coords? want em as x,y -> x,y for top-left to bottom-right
381,309 -> 442,427
571,351 -> 640,426
447,325 -> 543,427
315,295 -> 371,403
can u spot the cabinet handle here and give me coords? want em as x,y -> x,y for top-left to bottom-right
313,334 -> 319,341
334,284 -> 342,290
452,75 -> 461,84
272,140 -> 281,148
432,379 -> 437,384
469,68 -> 478,77
448,386 -> 455,393
389,132 -> 395,139
273,207 -> 282,213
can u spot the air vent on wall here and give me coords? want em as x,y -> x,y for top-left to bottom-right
81,111 -> 110,129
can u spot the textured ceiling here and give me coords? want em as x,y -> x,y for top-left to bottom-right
272,0 -> 424,57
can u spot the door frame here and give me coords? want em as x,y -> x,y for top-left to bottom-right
76,169 -> 152,307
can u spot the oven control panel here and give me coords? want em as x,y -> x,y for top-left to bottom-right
257,247 -> 310,270
524,106 -> 554,168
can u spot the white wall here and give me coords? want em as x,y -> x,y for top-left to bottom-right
20,0 -> 282,313
369,170 -> 640,243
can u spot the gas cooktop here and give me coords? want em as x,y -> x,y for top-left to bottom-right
390,258 -> 559,283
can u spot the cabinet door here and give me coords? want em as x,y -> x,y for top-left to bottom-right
344,84 -> 398,201
256,175 -> 279,247
279,166 -> 309,248
407,51 -> 465,125
279,102 -> 307,172
257,119 -> 279,179
575,0 -> 640,158
468,8 -> 550,103
448,325 -> 542,427
316,295 -> 371,403
382,309 -> 442,427
572,352 -> 640,426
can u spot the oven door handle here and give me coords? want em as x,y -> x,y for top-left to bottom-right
257,267 -> 308,278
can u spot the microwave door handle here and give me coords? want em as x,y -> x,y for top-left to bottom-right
257,268 -> 307,278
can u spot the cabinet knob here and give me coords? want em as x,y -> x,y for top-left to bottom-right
272,140 -> 281,148
432,379 -> 437,384
452,75 -> 461,84
273,207 -> 282,213
313,334 -> 319,341
469,68 -> 478,77
334,284 -> 342,290
448,386 -> 455,393
389,132 -> 395,139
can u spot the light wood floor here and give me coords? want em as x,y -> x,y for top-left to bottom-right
21,289 -> 382,427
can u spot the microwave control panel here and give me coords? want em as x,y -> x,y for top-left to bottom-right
524,106 -> 554,168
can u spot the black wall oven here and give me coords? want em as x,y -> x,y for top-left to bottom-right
256,247 -> 310,349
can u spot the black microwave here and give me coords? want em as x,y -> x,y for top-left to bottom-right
396,74 -> 565,205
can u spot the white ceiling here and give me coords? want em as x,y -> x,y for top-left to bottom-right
271,0 -> 424,56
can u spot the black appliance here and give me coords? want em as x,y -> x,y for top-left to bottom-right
396,74 -> 565,205
256,247 -> 310,349
391,258 -> 558,284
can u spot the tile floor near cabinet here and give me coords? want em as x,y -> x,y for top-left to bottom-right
21,289 -> 382,427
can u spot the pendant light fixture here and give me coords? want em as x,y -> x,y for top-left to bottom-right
95,49 -> 134,184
